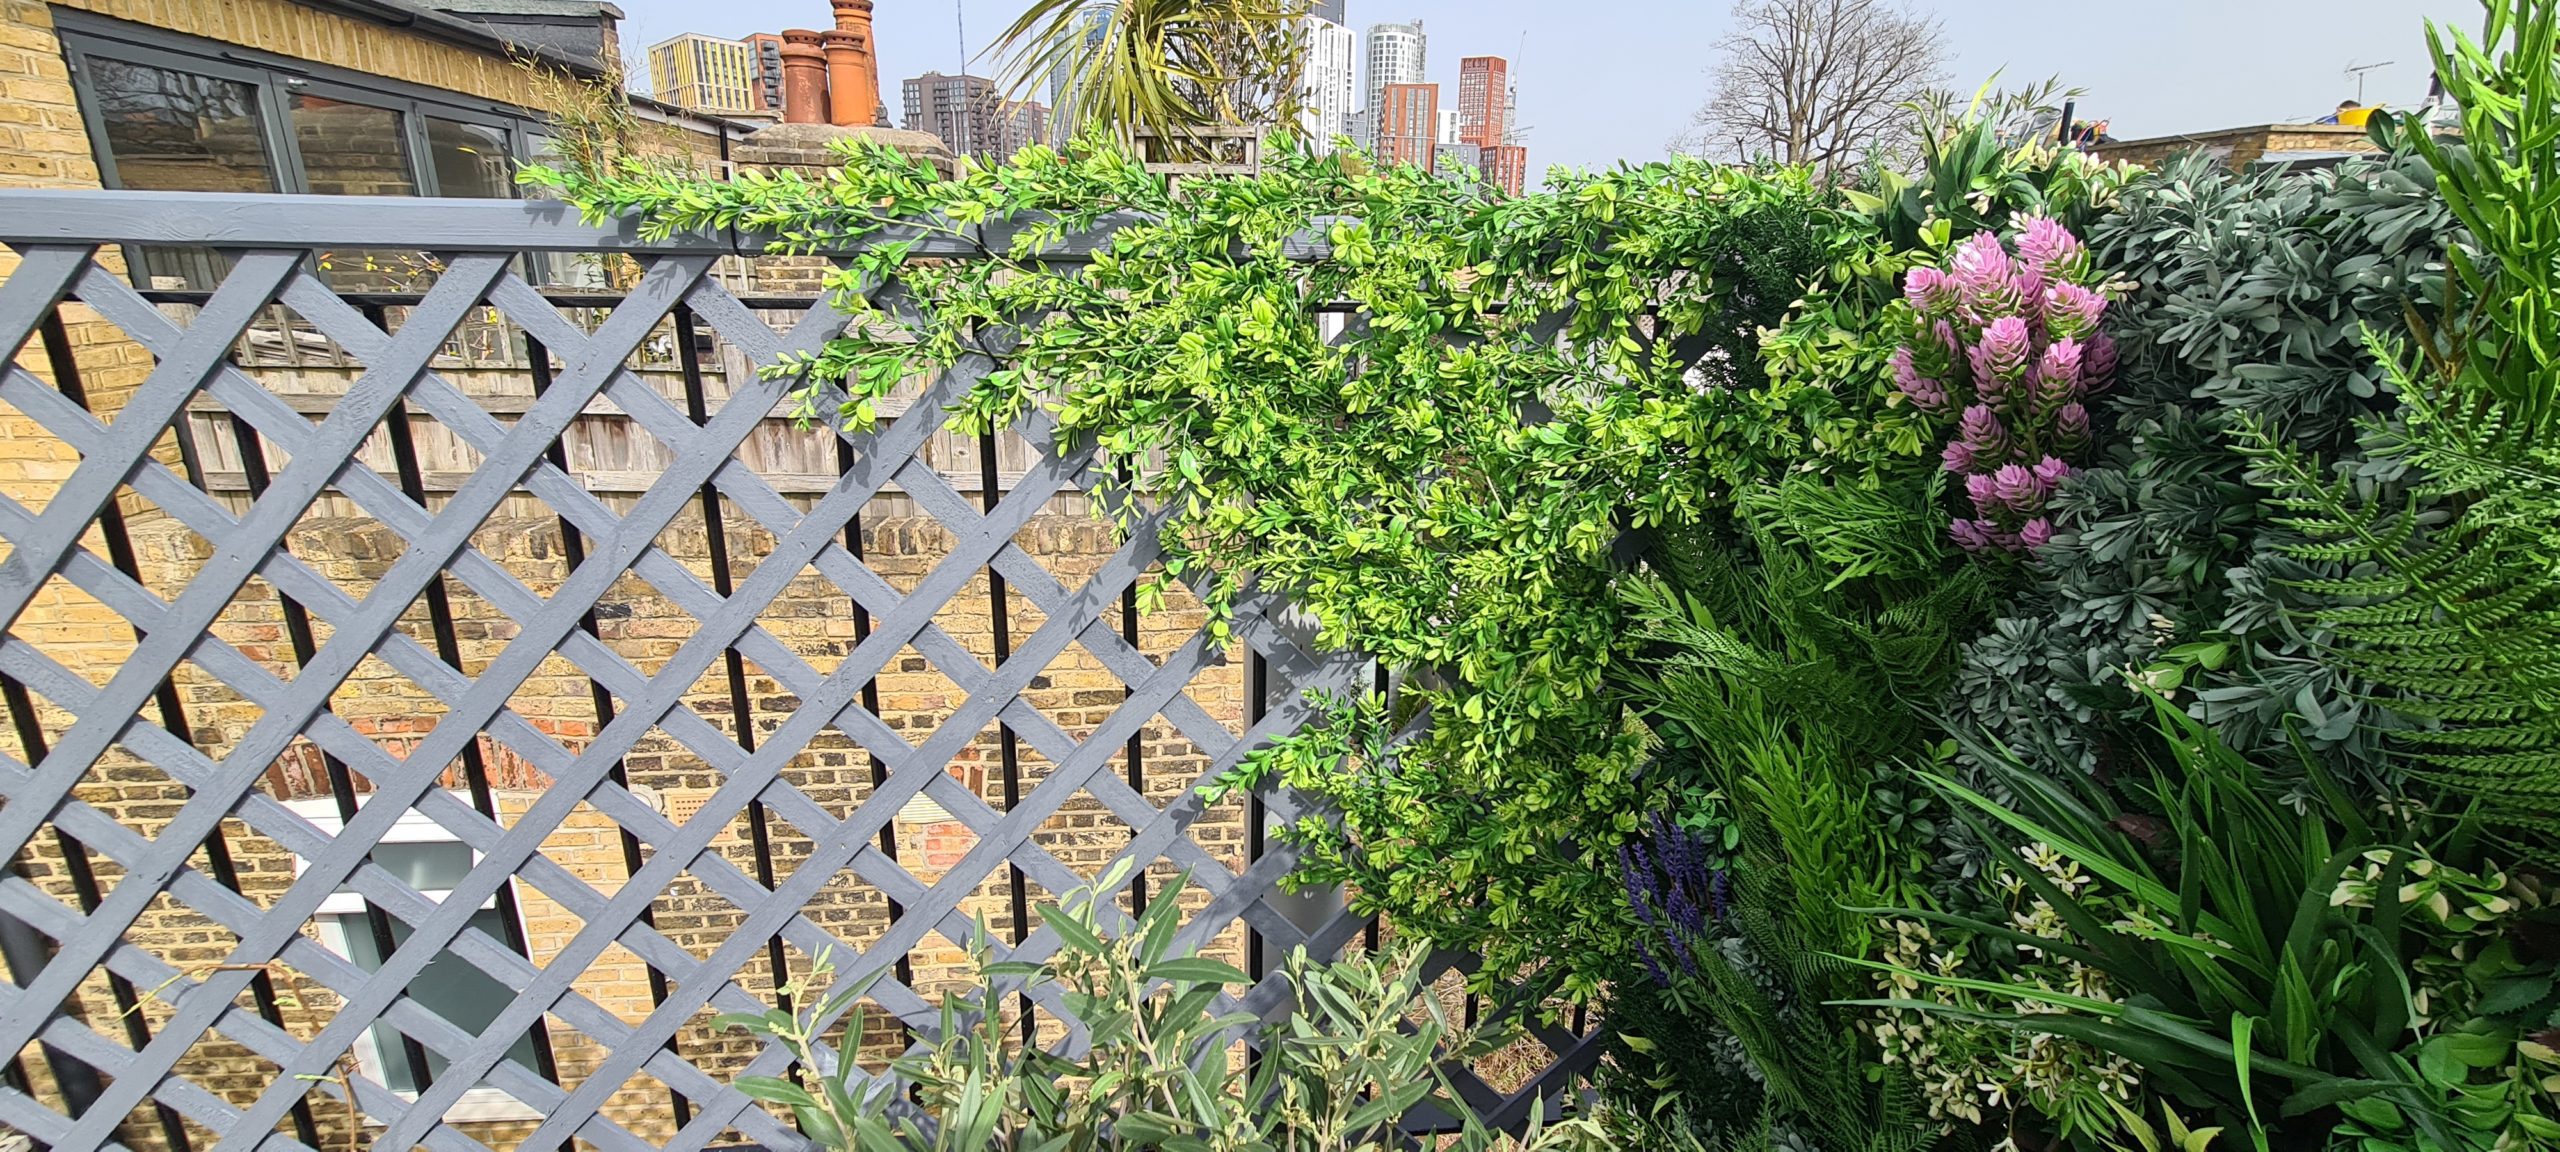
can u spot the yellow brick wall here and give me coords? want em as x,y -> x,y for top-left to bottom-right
0,1 -> 92,187
0,0 -> 594,195
54,0 -> 547,109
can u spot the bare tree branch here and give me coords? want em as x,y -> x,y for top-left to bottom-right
1676,0 -> 1949,182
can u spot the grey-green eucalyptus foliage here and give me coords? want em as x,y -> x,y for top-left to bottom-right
1949,151 -> 2462,798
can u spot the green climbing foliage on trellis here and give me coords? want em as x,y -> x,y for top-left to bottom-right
530,135 -> 1863,1000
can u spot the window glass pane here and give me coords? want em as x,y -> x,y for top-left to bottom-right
426,117 -> 513,199
338,842 -> 474,895
86,57 -> 275,290
290,94 -> 414,195
292,94 -> 426,290
89,58 -> 274,192
338,908 -> 542,1094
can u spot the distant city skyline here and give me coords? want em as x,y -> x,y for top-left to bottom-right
612,0 -> 2480,184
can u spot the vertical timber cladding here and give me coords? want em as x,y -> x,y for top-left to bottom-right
0,190 -> 1410,1152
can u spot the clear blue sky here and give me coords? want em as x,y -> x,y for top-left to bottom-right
611,0 -> 2481,176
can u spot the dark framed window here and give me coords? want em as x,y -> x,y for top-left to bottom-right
57,12 -> 551,290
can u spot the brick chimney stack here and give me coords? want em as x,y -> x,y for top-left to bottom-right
824,0 -> 886,127
779,29 -> 829,124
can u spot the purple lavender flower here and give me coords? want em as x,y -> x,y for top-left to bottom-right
2019,518 -> 2055,550
1621,814 -> 1728,989
1942,440 -> 1979,473
2032,455 -> 2075,491
2043,282 -> 2107,341
1950,519 -> 1997,552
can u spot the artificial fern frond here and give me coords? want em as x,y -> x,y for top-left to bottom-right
2238,330 -> 2560,857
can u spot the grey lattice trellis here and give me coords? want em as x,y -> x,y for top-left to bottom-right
0,189 -> 1604,1152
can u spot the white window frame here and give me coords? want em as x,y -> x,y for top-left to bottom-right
286,795 -> 543,1125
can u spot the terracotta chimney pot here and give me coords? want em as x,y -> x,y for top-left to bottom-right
779,30 -> 828,125
826,0 -> 886,127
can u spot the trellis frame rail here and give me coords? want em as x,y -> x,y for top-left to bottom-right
0,189 -> 1603,1152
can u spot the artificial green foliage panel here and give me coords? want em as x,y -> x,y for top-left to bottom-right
537,138 -> 1857,999
1948,152 -> 2461,793
2243,3 -> 2560,855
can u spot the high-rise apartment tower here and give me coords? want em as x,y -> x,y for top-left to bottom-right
647,33 -> 759,114
744,32 -> 786,113
1298,13 -> 1358,153
1378,81 -> 1438,171
1457,56 -> 1508,148
1363,21 -> 1425,151
903,72 -> 1050,161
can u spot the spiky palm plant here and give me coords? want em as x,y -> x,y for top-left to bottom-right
993,0 -> 1309,157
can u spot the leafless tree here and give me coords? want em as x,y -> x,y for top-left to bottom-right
1679,0 -> 1951,181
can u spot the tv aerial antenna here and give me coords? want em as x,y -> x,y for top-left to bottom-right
2345,59 -> 2394,104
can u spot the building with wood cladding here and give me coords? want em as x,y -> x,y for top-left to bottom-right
0,1 -> 1240,1150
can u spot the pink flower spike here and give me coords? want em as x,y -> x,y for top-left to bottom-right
2039,338 -> 2085,405
2032,455 -> 2076,493
2057,402 -> 2093,444
2016,264 -> 2048,309
1977,317 -> 2034,382
1951,233 -> 2024,321
2015,217 -> 2085,273
1904,266 -> 1953,315
1942,440 -> 1978,473
1977,367 -> 2009,413
1951,232 -> 2013,288
1893,346 -> 1950,409
2085,333 -> 2119,390
1950,519 -> 1995,552
2019,518 -> 2055,550
1958,404 -> 2008,458
1991,463 -> 2044,513
2044,282 -> 2106,340
1965,472 -> 2000,512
